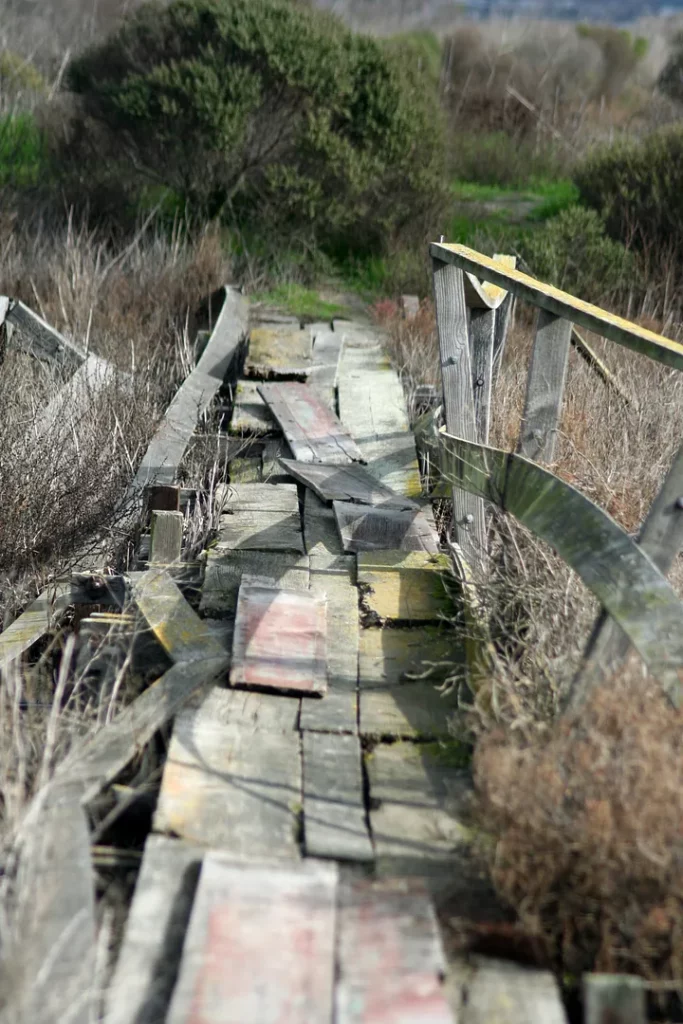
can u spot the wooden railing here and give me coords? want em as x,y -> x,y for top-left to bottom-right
428,242 -> 683,709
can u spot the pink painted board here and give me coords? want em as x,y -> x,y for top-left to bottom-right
230,583 -> 328,696
258,381 -> 364,464
336,876 -> 454,1024
166,855 -> 338,1024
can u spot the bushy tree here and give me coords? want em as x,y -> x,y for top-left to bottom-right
658,30 -> 683,105
61,0 -> 447,250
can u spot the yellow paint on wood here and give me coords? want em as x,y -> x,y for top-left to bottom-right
246,327 -> 312,373
463,253 -> 516,310
357,552 -> 451,621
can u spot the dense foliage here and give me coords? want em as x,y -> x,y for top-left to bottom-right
62,0 -> 447,252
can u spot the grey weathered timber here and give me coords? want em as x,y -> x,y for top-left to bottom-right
307,327 -> 343,408
583,975 -> 646,1024
11,783 -> 96,1024
336,875 -> 452,1024
280,458 -> 418,511
149,510 -> 184,565
356,551 -> 452,622
432,258 -> 487,572
0,583 -> 70,671
469,307 -> 496,445
431,242 -> 683,371
436,432 -> 683,704
358,627 -> 460,739
246,324 -> 313,377
31,353 -> 117,441
572,440 -> 683,703
492,287 -> 515,377
303,489 -> 344,560
454,956 -> 567,1024
333,501 -> 440,554
302,732 -> 373,861
144,483 -> 181,516
5,298 -> 86,368
401,294 -> 421,319
300,554 -> 359,733
261,438 -> 293,481
166,856 -> 337,1024
201,550 -> 310,616
229,379 -> 277,436
214,481 -> 304,553
132,570 -> 228,664
259,382 -> 364,464
518,308 -> 573,463
54,657 -> 228,806
153,692 -> 302,854
104,836 -> 203,1024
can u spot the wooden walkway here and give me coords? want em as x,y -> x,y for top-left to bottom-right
103,310 -> 567,1022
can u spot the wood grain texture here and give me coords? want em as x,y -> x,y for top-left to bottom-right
259,382 -> 364,464
582,975 -> 646,1024
230,584 -> 327,696
303,488 -> 345,560
333,501 -> 440,554
469,308 -> 496,445
436,433 -> 683,704
166,856 -> 337,1024
455,956 -> 568,1024
306,327 -> 343,408
302,732 -> 373,861
431,242 -> 683,371
132,569 -> 228,663
229,379 -> 277,436
432,259 -> 487,572
492,262 -> 516,376
357,551 -> 452,622
150,510 -> 184,564
154,703 -> 302,854
200,550 -> 310,616
6,298 -> 86,367
0,583 -> 70,670
281,458 -> 418,510
518,309 -> 572,463
104,836 -> 203,1024
246,325 -> 312,377
336,875 -> 452,1024
214,481 -> 304,551
359,627 -> 459,739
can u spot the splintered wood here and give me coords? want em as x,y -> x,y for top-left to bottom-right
231,584 -> 327,696
259,382 -> 364,464
280,458 -> 418,510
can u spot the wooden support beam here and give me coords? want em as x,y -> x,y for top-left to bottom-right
469,307 -> 496,446
518,309 -> 572,464
583,974 -> 646,1024
149,510 -> 184,565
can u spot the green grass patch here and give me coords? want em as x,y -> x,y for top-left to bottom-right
423,738 -> 473,770
252,282 -> 348,321
0,112 -> 46,188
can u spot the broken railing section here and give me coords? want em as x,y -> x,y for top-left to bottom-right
0,295 -> 87,368
428,242 -> 683,705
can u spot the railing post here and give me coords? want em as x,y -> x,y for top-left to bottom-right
432,258 -> 487,572
469,307 -> 496,446
518,308 -> 572,464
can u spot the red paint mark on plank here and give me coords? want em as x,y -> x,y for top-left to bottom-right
259,382 -> 364,464
231,584 -> 327,696
336,877 -> 453,1024
167,856 -> 337,1024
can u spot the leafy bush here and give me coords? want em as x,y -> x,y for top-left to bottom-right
576,25 -> 648,101
0,51 -> 46,99
521,206 -> 636,305
60,0 -> 447,252
574,127 -> 683,258
0,113 -> 46,188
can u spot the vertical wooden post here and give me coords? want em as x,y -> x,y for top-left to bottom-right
149,511 -> 184,565
432,259 -> 487,572
583,974 -> 646,1024
492,290 -> 515,379
518,308 -> 572,464
470,307 -> 496,445
568,439 -> 683,709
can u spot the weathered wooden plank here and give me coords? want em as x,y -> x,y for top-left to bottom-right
154,696 -> 302,854
300,556 -> 358,733
574,439 -> 683,703
187,681 -> 301,734
0,583 -> 70,671
518,309 -> 572,463
307,328 -> 343,408
469,307 -> 496,445
432,259 -> 487,572
132,570 -> 228,663
6,298 -> 86,367
583,975 -> 646,1024
436,432 -> 683,704
401,294 -> 421,319
366,741 -> 475,886
149,510 -> 184,564
251,311 -> 301,326
431,242 -> 683,371
216,480 -> 299,512
246,325 -> 313,377
454,956 -> 567,1024
334,501 -> 440,554
231,584 -> 327,696
215,479 -> 303,552
166,856 -> 337,1024
104,836 -> 203,1024
359,627 -> 460,739
144,483 -> 181,516
304,488 -> 344,559
229,379 -> 277,436
11,782 -> 96,1024
261,437 -> 294,481
259,382 -> 364,464
336,875 -> 452,1024
281,459 -> 418,511
357,551 -> 452,622
31,352 -> 117,440
492,290 -> 515,377
302,732 -> 373,861
200,550 -> 310,616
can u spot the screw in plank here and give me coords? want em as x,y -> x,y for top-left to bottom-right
463,513 -> 474,526
474,376 -> 485,388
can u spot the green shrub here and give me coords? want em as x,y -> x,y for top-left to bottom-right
576,24 -> 648,101
657,30 -> 683,104
0,113 -> 46,188
574,127 -> 683,258
449,131 -> 565,190
0,51 -> 46,99
521,206 -> 636,305
61,0 -> 447,251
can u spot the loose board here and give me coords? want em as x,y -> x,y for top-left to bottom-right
229,379 -> 277,436
215,481 -> 304,553
246,325 -> 313,377
357,551 -> 452,622
302,732 -> 373,861
259,382 -> 364,464
334,501 -> 440,554
280,459 -> 418,511
200,550 -> 310,616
